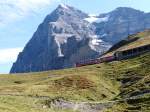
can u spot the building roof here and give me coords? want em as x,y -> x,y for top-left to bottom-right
116,36 -> 150,52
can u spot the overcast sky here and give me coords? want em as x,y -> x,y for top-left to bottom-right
0,0 -> 150,73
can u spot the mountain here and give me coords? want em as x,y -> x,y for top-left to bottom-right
10,5 -> 150,73
93,7 -> 148,43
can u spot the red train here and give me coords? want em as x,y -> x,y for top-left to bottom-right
75,55 -> 115,67
75,43 -> 150,67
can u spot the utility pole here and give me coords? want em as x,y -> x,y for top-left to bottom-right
127,16 -> 134,36
143,17 -> 146,30
29,64 -> 31,72
48,25 -> 50,54
127,18 -> 130,36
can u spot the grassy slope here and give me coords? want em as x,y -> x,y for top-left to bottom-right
0,52 -> 149,112
0,63 -> 120,112
104,52 -> 150,112
0,30 -> 150,112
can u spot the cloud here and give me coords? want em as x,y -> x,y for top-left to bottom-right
0,48 -> 23,64
0,0 -> 56,25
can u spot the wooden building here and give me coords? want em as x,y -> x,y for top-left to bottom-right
115,44 -> 150,60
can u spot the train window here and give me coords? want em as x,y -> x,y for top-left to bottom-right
139,47 -> 143,52
128,50 -> 132,54
123,51 -> 127,55
122,51 -> 125,55
144,46 -> 148,50
141,47 -> 145,51
114,52 -> 120,57
133,49 -> 137,53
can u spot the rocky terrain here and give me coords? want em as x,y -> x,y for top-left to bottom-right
10,4 -> 150,73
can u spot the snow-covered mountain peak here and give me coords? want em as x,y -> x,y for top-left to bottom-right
59,3 -> 69,9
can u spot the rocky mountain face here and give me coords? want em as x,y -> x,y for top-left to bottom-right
10,5 -> 150,73
94,7 -> 149,44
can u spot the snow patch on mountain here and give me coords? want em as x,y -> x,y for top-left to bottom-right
54,34 -> 73,44
90,35 -> 103,45
84,15 -> 99,23
100,33 -> 107,37
84,14 -> 109,23
54,34 -> 74,57
54,37 -> 64,57
89,41 -> 111,53
96,16 -> 109,23
91,39 -> 103,45
88,35 -> 110,53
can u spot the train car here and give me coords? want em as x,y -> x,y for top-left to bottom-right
75,58 -> 100,67
99,55 -> 115,62
75,55 -> 115,67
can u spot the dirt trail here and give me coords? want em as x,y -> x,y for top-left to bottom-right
0,91 -> 150,112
